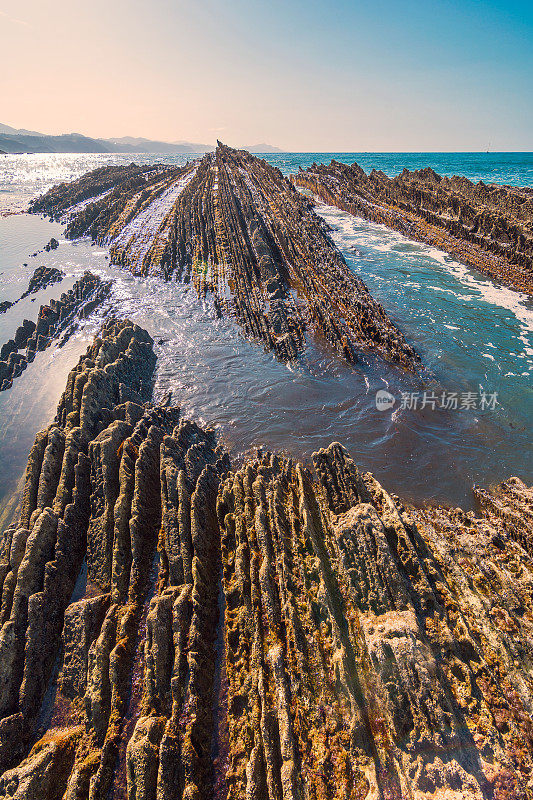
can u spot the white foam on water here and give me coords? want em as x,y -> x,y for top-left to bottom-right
317,201 -> 533,334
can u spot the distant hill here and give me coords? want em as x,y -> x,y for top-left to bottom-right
0,123 -> 44,137
0,124 -> 283,155
105,137 -> 214,154
0,132 -> 111,154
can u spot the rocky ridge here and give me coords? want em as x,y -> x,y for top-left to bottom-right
0,318 -> 531,797
0,272 -> 111,391
0,266 -> 64,315
292,161 -> 533,295
30,144 -> 419,370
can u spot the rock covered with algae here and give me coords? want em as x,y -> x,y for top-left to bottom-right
30,144 -> 420,371
0,329 -> 531,800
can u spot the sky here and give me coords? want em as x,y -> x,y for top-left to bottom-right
1,0 -> 532,151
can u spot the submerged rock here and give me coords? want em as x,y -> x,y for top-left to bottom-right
293,161 -> 533,296
0,271 -> 111,392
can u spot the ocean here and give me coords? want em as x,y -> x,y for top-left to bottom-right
0,151 -> 531,514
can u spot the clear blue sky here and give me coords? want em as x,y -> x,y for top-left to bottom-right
1,0 -> 532,150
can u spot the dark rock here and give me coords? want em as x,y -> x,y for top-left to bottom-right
13,320 -> 36,349
29,145 -> 419,370
293,160 -> 533,296
0,340 -> 17,361
20,266 -> 64,299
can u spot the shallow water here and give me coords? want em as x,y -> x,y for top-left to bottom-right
0,205 -> 531,514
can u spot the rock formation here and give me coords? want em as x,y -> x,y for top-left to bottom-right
215,445 -> 533,799
0,328 -> 531,800
30,145 -> 419,370
0,266 -> 64,315
20,266 -> 64,298
0,318 -> 157,775
292,161 -> 533,295
0,272 -> 111,391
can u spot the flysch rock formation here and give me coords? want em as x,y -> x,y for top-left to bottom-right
0,271 -> 111,391
0,318 -> 231,799
0,323 -> 531,800
29,144 -> 419,370
216,446 -> 533,800
292,161 -> 533,296
0,266 -> 65,315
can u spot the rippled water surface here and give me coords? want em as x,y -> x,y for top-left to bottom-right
0,152 -> 532,515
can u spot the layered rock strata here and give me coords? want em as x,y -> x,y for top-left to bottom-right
292,161 -> 533,295
0,319 -> 231,799
0,271 -> 111,391
0,398 -> 532,799
216,444 -> 533,799
30,144 -> 419,369
21,266 -> 64,298
0,266 -> 64,315
0,318 -> 157,775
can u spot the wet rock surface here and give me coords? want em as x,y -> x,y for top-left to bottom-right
293,161 -> 533,295
31,144 -> 419,370
21,266 -> 65,299
0,266 -> 65,316
0,321 -> 531,800
216,444 -> 533,799
0,271 -> 111,392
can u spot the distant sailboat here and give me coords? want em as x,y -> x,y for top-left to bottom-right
486,142 -> 491,153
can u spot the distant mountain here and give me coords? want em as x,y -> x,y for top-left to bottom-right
104,137 -> 214,154
0,124 -> 283,155
0,132 -> 111,154
0,123 -> 44,137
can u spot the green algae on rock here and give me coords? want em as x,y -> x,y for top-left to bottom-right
0,319 -> 531,797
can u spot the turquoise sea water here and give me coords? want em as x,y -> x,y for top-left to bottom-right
0,152 -> 531,513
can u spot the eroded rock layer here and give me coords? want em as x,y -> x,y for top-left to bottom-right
217,445 -> 533,799
0,326 -> 531,797
0,266 -> 64,316
30,144 -> 419,369
0,319 -> 231,799
0,271 -> 111,391
293,161 -> 533,295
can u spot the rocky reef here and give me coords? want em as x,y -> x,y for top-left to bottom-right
293,161 -> 533,295
0,318 -> 531,798
0,271 -> 110,391
30,144 -> 419,370
216,445 -> 533,799
0,266 -> 64,315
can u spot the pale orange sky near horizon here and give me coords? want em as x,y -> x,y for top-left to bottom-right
1,0 -> 532,151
